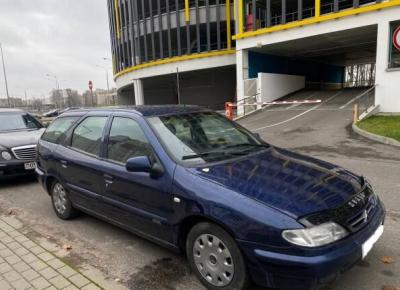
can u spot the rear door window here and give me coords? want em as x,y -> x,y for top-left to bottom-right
107,117 -> 152,164
41,117 -> 79,144
71,117 -> 108,156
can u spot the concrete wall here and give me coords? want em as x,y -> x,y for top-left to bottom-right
257,73 -> 305,103
376,18 -> 400,112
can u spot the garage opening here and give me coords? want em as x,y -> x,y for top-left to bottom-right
244,25 -> 378,110
142,65 -> 236,110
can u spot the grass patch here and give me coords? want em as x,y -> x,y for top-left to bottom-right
357,115 -> 400,142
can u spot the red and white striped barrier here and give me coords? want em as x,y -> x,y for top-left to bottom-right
225,99 -> 322,119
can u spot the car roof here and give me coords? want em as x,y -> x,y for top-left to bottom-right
61,105 -> 211,117
0,108 -> 25,113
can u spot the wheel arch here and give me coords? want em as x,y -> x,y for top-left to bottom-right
45,175 -> 58,195
177,214 -> 238,255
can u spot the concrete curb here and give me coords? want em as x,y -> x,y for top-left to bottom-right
352,123 -> 400,148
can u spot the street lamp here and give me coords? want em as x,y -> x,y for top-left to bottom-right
96,65 -> 110,91
45,74 -> 60,90
0,43 -> 11,108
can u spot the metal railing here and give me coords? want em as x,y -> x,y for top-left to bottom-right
352,86 -> 376,122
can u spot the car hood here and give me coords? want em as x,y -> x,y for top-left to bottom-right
0,129 -> 45,148
187,147 -> 363,218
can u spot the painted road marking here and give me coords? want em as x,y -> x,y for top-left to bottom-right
254,91 -> 343,131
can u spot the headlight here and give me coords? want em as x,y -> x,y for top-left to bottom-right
282,222 -> 348,247
1,151 -> 12,161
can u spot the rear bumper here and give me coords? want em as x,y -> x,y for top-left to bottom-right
0,160 -> 36,179
239,201 -> 386,289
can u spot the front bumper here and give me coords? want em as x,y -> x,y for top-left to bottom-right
239,201 -> 386,289
0,160 -> 36,179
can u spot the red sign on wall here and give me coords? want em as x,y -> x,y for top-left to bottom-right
393,26 -> 400,51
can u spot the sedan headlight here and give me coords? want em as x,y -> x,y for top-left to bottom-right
282,222 -> 348,247
1,151 -> 12,161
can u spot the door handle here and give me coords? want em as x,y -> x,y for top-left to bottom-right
104,174 -> 114,186
60,160 -> 68,168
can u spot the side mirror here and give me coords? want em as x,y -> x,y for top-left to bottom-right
254,132 -> 261,139
126,156 -> 163,176
126,156 -> 152,172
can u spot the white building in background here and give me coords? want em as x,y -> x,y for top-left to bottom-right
107,0 -> 400,112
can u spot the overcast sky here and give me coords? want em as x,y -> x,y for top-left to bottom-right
0,0 -> 112,99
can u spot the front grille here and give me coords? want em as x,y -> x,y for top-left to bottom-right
346,193 -> 377,232
304,185 -> 378,233
11,145 -> 37,161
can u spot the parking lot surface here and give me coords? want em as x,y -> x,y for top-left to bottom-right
0,90 -> 399,290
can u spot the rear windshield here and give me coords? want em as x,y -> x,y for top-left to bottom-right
0,113 -> 42,132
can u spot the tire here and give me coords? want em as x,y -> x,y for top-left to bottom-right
50,181 -> 79,220
186,222 -> 250,290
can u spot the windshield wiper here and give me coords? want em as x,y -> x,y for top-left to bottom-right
223,143 -> 270,149
182,150 -> 247,160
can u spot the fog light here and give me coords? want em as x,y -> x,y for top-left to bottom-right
1,151 -> 12,161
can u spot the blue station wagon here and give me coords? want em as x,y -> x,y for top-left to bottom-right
36,106 -> 385,290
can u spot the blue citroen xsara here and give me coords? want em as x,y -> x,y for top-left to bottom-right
36,106 -> 385,290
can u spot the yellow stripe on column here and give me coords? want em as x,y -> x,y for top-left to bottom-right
315,0 -> 321,17
185,0 -> 190,22
226,0 -> 232,49
114,0 -> 121,39
238,0 -> 244,34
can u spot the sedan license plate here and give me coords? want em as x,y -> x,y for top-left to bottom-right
24,162 -> 37,170
361,225 -> 384,259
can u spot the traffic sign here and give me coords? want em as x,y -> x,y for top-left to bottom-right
393,26 -> 400,51
88,80 -> 93,91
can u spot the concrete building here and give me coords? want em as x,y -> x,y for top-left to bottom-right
107,0 -> 400,112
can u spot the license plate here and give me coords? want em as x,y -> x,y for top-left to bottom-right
24,162 -> 37,170
361,225 -> 384,259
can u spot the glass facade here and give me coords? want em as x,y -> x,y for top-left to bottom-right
108,0 -> 234,74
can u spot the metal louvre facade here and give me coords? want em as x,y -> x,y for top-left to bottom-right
108,0 -> 234,75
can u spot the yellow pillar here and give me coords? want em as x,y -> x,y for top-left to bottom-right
315,0 -> 321,18
185,0 -> 190,22
226,0 -> 232,49
238,0 -> 244,34
114,0 -> 120,39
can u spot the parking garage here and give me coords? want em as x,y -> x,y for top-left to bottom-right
235,1 -> 400,113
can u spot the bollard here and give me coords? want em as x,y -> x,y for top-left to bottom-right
353,103 -> 359,123
225,102 -> 234,120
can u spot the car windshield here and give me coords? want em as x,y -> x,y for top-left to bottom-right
148,112 -> 269,165
0,113 -> 42,132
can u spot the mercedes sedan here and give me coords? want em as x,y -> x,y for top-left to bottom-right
36,106 -> 385,290
0,109 -> 44,179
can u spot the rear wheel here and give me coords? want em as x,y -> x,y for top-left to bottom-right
186,222 -> 249,290
51,181 -> 79,220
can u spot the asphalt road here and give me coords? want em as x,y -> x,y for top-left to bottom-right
0,88 -> 399,290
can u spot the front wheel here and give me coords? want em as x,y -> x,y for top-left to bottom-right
51,181 -> 79,220
186,222 -> 249,290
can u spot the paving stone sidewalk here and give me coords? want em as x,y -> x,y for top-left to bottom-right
0,216 -> 103,290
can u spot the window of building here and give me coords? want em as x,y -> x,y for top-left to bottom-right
107,117 -> 152,164
71,117 -> 108,156
42,117 -> 79,144
389,21 -> 400,69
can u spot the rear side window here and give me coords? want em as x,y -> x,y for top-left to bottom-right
41,117 -> 79,144
107,117 -> 152,164
71,117 -> 108,156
